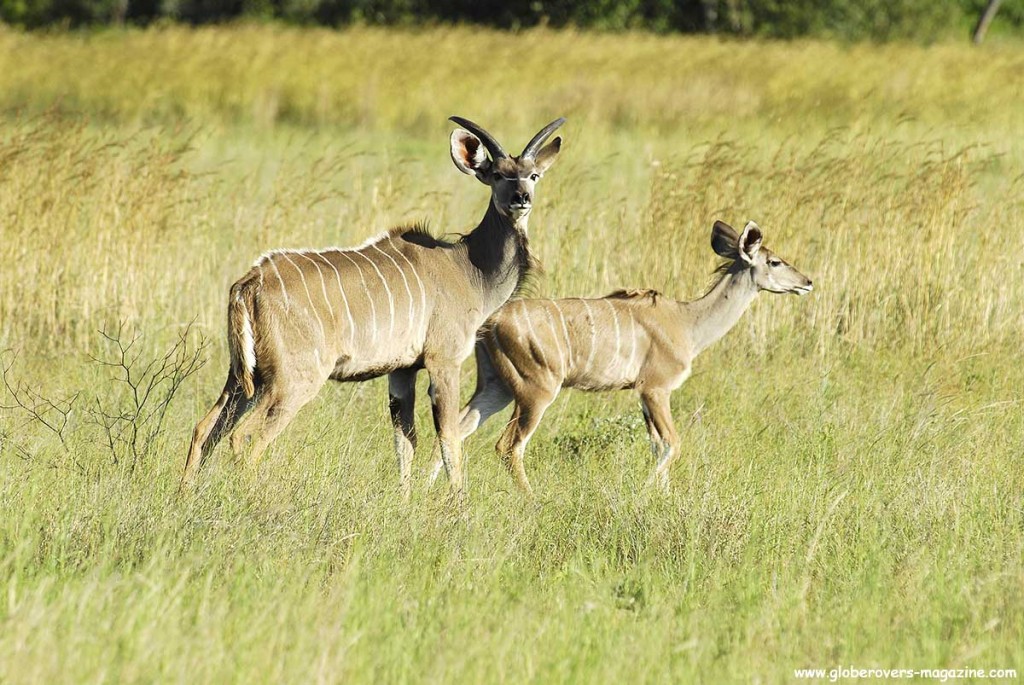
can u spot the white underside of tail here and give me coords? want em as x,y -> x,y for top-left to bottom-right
239,296 -> 256,374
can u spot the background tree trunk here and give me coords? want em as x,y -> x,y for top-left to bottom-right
973,0 -> 1004,44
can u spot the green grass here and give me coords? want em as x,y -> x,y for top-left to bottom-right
1,25 -> 1022,683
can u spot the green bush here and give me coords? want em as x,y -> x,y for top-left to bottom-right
0,0 -> 1016,40
720,0 -> 967,41
0,0 -> 126,26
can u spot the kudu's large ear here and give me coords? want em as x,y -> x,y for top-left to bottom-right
738,221 -> 763,264
532,137 -> 562,174
450,129 -> 491,182
711,220 -> 740,258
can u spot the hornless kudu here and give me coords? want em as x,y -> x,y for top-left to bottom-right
183,116 -> 566,499
433,221 -> 812,494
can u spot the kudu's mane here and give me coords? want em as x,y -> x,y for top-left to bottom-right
508,231 -> 539,297
391,221 -> 442,248
452,222 -> 537,298
701,258 -> 742,298
606,261 -> 737,305
606,288 -> 661,304
395,217 -> 537,297
712,259 -> 735,277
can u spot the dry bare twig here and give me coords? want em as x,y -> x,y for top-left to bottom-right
85,322 -> 207,471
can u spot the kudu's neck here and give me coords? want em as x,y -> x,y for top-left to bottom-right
460,200 -> 530,308
682,266 -> 759,356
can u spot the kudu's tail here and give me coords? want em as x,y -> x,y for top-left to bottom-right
228,279 -> 258,399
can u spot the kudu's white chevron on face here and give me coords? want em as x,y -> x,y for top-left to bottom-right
183,116 -> 566,500
438,221 -> 813,495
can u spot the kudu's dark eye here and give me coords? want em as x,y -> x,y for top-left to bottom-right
491,171 -> 502,181
530,173 -> 540,182
768,258 -> 782,267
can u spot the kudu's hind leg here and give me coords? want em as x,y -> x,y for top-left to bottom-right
236,378 -> 322,466
495,390 -> 556,496
459,344 -> 513,438
388,369 -> 418,501
230,390 -> 273,459
182,374 -> 247,486
640,394 -> 665,464
641,389 -> 679,491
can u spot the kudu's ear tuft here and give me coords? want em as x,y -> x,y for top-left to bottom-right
533,137 -> 562,174
450,129 -> 491,181
738,221 -> 763,264
711,220 -> 740,258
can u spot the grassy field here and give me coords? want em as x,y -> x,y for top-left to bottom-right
1,25 -> 1023,683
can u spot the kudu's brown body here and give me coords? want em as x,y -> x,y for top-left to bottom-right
442,221 -> 813,493
183,116 -> 565,498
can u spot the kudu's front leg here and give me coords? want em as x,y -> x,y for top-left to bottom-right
426,346 -> 514,488
641,389 -> 679,492
388,368 -> 418,502
427,362 -> 465,498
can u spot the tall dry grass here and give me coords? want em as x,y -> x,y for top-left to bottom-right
0,25 -> 1023,136
2,116 -> 1018,360
0,26 -> 1022,685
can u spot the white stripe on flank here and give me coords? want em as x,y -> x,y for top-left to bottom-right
520,302 -> 546,366
281,253 -> 326,342
266,257 -> 290,310
356,250 -> 395,338
604,300 -> 621,375
488,326 -> 509,369
373,244 -> 415,331
510,309 -> 524,341
387,236 -> 427,323
316,253 -> 356,348
337,251 -> 378,344
627,309 -> 638,376
580,299 -> 597,372
551,300 -> 573,371
543,302 -> 566,377
298,253 -> 337,326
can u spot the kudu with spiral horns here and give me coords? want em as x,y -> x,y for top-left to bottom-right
183,116 -> 566,499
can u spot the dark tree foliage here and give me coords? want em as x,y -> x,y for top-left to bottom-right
0,0 -> 1019,39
